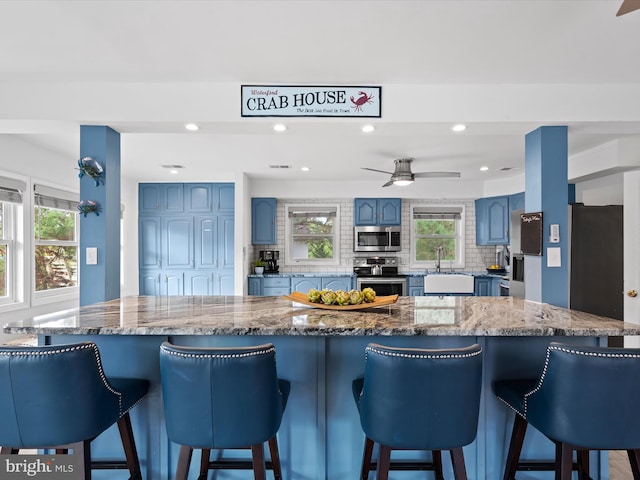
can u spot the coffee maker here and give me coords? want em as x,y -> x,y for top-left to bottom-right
260,250 -> 280,273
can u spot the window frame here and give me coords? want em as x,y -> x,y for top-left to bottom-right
284,203 -> 341,267
32,190 -> 80,303
0,202 -> 15,304
410,205 -> 466,270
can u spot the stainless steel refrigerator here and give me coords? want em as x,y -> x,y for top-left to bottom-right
568,203 -> 623,322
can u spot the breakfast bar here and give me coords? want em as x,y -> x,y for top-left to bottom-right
5,295 -> 640,480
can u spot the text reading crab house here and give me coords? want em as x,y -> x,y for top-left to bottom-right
241,85 -> 381,117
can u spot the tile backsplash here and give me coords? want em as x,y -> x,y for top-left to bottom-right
248,198 -> 498,274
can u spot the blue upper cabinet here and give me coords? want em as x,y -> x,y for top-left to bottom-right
475,196 -> 509,245
217,184 -> 235,214
186,184 -> 211,212
252,197 -> 277,245
354,198 -> 401,225
139,183 -> 184,213
163,184 -> 184,213
509,192 -> 525,212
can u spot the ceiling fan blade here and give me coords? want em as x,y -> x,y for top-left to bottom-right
413,172 -> 461,178
617,0 -> 640,16
381,180 -> 394,187
362,167 -> 393,175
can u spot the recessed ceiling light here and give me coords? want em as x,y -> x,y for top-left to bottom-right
480,166 -> 489,171
273,124 -> 287,132
185,123 -> 199,131
301,167 -> 310,172
361,125 -> 375,133
452,124 -> 467,132
170,169 -> 179,174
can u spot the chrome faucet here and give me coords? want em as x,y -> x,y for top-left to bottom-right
435,246 -> 443,273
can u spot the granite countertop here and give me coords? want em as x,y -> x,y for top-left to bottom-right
4,295 -> 640,337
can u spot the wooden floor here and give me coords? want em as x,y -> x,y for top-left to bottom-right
611,450 -> 633,480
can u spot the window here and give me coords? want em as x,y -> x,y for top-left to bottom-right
285,204 -> 340,266
33,185 -> 79,294
0,176 -> 25,304
411,206 -> 465,268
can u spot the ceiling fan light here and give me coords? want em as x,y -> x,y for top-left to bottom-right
393,179 -> 413,186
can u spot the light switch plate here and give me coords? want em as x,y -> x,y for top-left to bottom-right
86,247 -> 98,265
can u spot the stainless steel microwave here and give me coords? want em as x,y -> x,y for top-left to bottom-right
353,226 -> 401,252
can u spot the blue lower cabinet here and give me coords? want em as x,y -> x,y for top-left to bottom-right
185,271 -> 212,295
291,277 -> 322,293
408,276 -> 425,296
263,277 -> 291,296
248,277 -> 262,295
474,276 -> 502,296
322,277 -> 353,291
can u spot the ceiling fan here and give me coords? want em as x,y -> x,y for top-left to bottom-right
361,158 -> 460,187
617,0 -> 640,16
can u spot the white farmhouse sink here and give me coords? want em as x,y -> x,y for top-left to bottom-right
424,274 -> 475,294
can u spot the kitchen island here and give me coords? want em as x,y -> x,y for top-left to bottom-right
5,295 -> 640,480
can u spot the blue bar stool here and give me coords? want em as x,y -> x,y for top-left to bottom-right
494,342 -> 640,480
0,342 -> 149,479
159,342 -> 290,480
352,343 -> 483,480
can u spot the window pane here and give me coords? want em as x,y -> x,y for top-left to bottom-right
0,203 -> 4,238
292,236 -> 334,259
415,219 -> 455,235
415,238 -> 456,261
35,245 -> 78,291
292,216 -> 334,235
0,244 -> 6,297
34,207 -> 76,241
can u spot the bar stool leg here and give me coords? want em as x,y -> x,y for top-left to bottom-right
251,443 -> 266,480
503,414 -> 528,480
198,449 -> 210,480
556,442 -> 573,480
267,436 -> 283,480
176,445 -> 193,480
450,447 -> 468,480
73,440 -> 91,480
376,445 -> 391,480
577,449 -> 590,480
627,449 -> 640,480
433,450 -> 444,480
360,437 -> 374,480
0,447 -> 19,454
117,412 -> 142,480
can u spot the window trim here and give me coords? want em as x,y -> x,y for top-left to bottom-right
0,202 -> 15,305
284,203 -> 341,267
410,204 -> 466,269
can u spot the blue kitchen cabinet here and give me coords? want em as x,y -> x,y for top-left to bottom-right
252,197 -> 277,245
475,196 -> 509,245
186,184 -> 211,212
474,276 -> 502,296
263,277 -> 291,296
291,277 -> 321,293
408,276 -> 425,296
248,277 -> 262,295
354,198 -> 401,226
322,276 -> 353,291
139,183 -> 235,296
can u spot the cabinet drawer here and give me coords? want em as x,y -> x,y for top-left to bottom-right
263,287 -> 290,296
408,276 -> 424,287
263,277 -> 290,288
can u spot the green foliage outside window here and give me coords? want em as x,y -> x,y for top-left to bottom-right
34,207 -> 77,291
292,215 -> 334,259
415,219 -> 457,262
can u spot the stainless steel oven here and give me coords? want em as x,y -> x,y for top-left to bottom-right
354,256 -> 406,296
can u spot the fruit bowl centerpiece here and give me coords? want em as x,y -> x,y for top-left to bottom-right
283,288 -> 398,310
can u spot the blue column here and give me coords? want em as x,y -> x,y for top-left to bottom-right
524,126 -> 569,306
79,126 -> 121,306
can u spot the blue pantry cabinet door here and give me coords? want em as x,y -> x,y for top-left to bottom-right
185,271 -> 212,295
163,217 -> 193,269
219,215 -> 235,269
217,184 -> 235,213
186,184 -> 211,212
139,184 -> 161,213
139,217 -> 161,269
251,198 -> 277,244
195,217 -> 217,269
140,271 -> 161,295
217,271 -> 234,295
163,272 -> 184,295
163,184 -> 184,213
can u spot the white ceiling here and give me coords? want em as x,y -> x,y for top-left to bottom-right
1,0 -> 640,186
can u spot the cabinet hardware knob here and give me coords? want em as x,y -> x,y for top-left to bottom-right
628,290 -> 638,298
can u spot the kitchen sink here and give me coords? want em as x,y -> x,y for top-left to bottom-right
424,274 -> 475,294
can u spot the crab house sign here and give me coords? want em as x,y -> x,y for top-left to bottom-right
241,85 -> 381,117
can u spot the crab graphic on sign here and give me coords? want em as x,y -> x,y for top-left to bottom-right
350,91 -> 375,112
